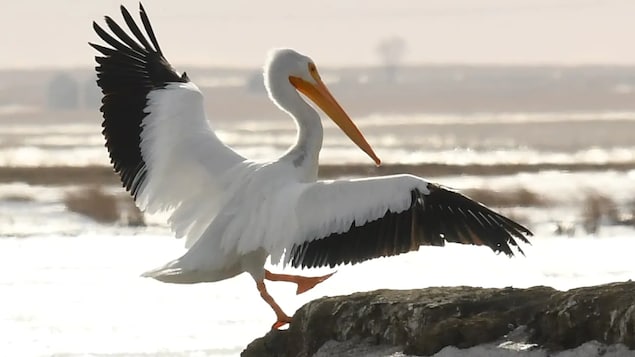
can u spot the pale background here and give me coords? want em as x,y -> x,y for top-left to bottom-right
2,0 -> 635,69
1,1 -> 635,356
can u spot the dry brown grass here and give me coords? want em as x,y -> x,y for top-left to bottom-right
64,186 -> 120,224
0,166 -> 119,186
498,209 -> 531,228
464,187 -> 548,208
63,186 -> 146,226
319,162 -> 635,180
581,192 -> 619,234
120,197 -> 145,227
0,193 -> 33,202
1,163 -> 633,186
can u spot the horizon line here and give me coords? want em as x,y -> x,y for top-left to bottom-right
4,62 -> 635,73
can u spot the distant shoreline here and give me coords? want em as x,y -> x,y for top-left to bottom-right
0,162 -> 632,186
5,65 -> 635,122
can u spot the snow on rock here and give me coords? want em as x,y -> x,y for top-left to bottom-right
241,282 -> 635,356
436,340 -> 632,357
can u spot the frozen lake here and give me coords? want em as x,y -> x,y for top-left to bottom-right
1,233 -> 635,356
0,111 -> 634,167
0,109 -> 633,355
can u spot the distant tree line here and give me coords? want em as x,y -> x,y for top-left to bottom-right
48,36 -> 408,106
47,73 -> 101,110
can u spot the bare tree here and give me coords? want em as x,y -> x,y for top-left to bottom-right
376,36 -> 407,82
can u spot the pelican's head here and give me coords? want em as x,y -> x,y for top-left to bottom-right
265,49 -> 381,166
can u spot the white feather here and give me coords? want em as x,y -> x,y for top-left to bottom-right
277,174 -> 430,264
93,8 -> 530,329
176,167 -> 431,271
127,50 -> 435,280
136,82 -> 246,248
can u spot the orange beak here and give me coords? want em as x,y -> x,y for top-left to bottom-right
289,67 -> 381,166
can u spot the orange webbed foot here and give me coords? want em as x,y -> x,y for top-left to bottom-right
295,271 -> 336,295
271,315 -> 292,330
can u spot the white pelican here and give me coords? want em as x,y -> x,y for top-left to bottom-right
91,4 -> 532,329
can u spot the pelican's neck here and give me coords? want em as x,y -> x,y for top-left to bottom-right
267,77 -> 323,178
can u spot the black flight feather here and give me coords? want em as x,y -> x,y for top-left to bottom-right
90,3 -> 187,198
288,183 -> 532,269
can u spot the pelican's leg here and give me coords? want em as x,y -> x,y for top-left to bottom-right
256,279 -> 292,329
265,270 -> 336,295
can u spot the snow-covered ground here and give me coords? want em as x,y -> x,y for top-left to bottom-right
315,338 -> 634,357
1,112 -> 635,167
0,169 -> 633,355
0,230 -> 634,356
0,110 -> 633,356
434,340 -> 634,357
1,168 -> 634,238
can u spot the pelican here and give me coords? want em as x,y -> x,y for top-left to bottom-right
91,4 -> 532,329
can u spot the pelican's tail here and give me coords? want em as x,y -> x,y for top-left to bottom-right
141,259 -> 197,284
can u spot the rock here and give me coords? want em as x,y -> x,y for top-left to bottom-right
531,282 -> 635,350
241,281 -> 635,357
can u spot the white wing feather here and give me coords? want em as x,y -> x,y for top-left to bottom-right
182,169 -> 429,268
230,173 -> 429,264
137,82 -> 247,247
91,5 -> 249,248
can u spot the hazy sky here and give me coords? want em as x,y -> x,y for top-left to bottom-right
2,0 -> 635,69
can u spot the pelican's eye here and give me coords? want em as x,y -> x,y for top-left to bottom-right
308,63 -> 320,80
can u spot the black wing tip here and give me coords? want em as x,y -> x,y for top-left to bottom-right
137,1 -> 163,55
418,185 -> 534,260
91,1 -> 187,200
92,21 -> 103,32
88,42 -> 110,56
289,184 -> 535,269
119,5 -> 135,27
428,183 -> 534,233
119,5 -> 134,23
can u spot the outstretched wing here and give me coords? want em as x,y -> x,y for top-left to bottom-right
90,4 -> 245,247
285,174 -> 532,268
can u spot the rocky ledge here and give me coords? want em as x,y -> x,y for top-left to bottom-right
242,281 -> 635,356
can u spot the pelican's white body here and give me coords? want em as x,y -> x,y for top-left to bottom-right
137,51 -> 431,283
91,7 -> 530,330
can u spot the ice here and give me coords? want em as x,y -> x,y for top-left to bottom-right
434,341 -> 633,357
1,112 -> 635,166
0,231 -> 634,356
0,110 -> 633,355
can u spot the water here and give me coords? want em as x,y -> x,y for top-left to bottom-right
0,110 -> 634,355
1,111 -> 635,167
1,233 -> 634,357
0,171 -> 633,356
